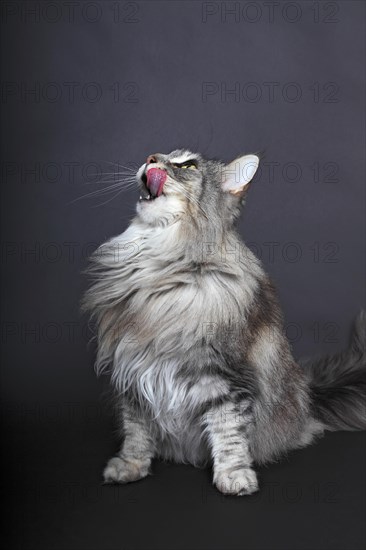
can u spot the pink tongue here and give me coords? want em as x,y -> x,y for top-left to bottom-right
146,168 -> 167,197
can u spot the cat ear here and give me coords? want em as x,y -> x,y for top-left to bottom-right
221,154 -> 260,195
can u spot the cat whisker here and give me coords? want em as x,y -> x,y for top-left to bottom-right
91,186 -> 128,208
69,180 -> 138,204
84,172 -> 137,180
99,160 -> 137,172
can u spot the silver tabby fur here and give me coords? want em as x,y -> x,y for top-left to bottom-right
84,149 -> 366,496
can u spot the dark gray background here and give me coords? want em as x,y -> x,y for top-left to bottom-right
1,1 -> 365,549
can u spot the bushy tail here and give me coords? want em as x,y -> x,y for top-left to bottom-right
300,311 -> 366,432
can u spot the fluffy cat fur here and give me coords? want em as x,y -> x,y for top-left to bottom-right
83,149 -> 366,496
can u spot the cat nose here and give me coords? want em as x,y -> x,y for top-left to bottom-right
146,155 -> 157,164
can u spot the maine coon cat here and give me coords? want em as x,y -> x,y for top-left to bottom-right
84,149 -> 365,496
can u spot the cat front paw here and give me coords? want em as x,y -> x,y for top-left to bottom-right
214,466 -> 259,496
103,456 -> 151,484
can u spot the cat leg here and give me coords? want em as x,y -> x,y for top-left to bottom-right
103,401 -> 154,484
203,399 -> 258,496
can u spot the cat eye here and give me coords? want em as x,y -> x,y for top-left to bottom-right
172,160 -> 198,170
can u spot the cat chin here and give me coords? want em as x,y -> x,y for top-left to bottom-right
136,194 -> 185,226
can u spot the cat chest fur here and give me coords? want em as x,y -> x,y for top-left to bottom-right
98,222 -> 259,446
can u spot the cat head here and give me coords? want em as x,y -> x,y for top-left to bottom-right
136,149 -> 259,227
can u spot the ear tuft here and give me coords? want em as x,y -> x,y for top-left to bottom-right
222,154 -> 260,195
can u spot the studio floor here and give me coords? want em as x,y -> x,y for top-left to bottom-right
3,408 -> 365,550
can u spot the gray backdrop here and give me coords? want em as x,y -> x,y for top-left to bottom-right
1,1 -> 365,549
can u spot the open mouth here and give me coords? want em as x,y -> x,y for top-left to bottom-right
139,168 -> 167,202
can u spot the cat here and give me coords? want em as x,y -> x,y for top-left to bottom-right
83,149 -> 366,496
